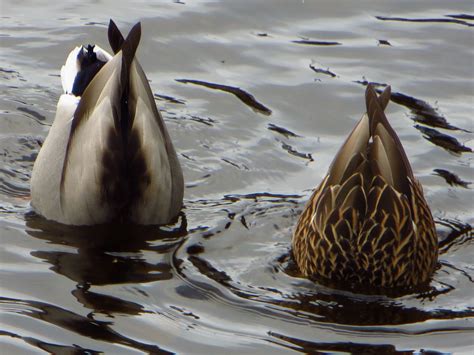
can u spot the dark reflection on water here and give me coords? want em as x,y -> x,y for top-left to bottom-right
176,79 -> 272,116
433,169 -> 471,188
264,280 -> 474,328
0,297 -> 172,354
0,329 -> 101,354
268,331 -> 446,354
72,285 -> 146,317
17,213 -> 188,353
179,240 -> 474,328
25,212 -> 187,287
376,14 -> 474,28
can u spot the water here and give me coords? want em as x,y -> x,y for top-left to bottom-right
1,0 -> 473,353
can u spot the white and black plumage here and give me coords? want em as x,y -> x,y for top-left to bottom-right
31,20 -> 184,225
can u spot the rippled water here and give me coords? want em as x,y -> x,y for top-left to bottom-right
1,1 -> 473,353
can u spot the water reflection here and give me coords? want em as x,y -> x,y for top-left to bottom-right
0,296 -> 172,354
16,214 -> 188,352
1,329 -> 101,354
180,251 -> 474,328
71,285 -> 146,317
268,331 -> 446,354
21,219 -> 181,314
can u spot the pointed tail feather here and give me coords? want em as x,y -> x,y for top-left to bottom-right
325,86 -> 391,187
59,23 -> 142,220
108,19 -> 125,54
365,84 -> 414,195
119,22 -> 141,94
377,86 -> 391,111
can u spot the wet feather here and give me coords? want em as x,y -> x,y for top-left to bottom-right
31,20 -> 183,225
292,85 -> 438,291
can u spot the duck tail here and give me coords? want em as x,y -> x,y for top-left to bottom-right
108,19 -> 184,224
365,84 -> 414,195
117,22 -> 141,149
108,19 -> 125,54
58,22 -> 141,221
111,22 -> 141,218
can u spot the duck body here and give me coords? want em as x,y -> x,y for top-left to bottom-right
31,21 -> 183,226
292,85 -> 438,291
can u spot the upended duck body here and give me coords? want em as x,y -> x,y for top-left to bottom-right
31,21 -> 183,225
292,85 -> 438,291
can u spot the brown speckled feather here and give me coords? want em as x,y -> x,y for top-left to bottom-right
292,85 -> 438,292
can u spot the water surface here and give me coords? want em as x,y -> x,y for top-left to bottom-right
1,0 -> 473,353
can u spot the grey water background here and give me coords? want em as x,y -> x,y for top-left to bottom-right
1,0 -> 473,353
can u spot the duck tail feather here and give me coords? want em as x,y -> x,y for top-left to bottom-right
108,19 -> 125,54
120,22 -> 141,93
378,85 -> 391,111
365,84 -> 414,194
58,23 -> 141,219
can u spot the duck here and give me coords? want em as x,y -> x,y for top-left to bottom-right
292,84 -> 438,292
31,20 -> 184,225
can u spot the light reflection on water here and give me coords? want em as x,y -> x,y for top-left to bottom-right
1,0 -> 473,353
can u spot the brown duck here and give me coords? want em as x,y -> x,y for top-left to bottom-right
292,84 -> 438,292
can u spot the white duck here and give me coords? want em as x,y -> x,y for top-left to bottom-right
31,20 -> 184,225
